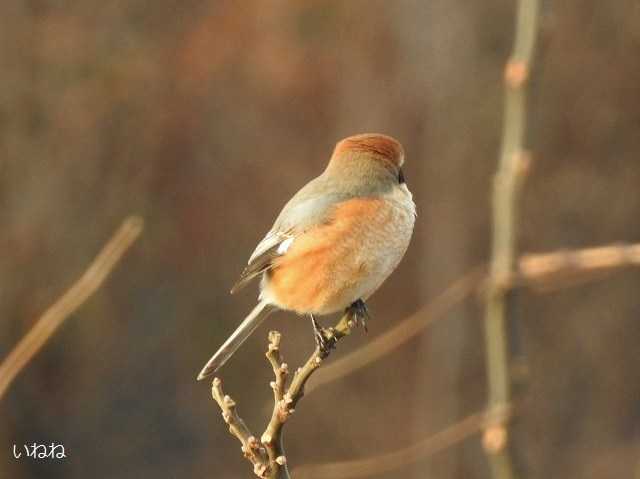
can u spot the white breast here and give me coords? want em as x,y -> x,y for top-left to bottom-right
349,184 -> 416,302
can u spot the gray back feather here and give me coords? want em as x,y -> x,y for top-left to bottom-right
231,164 -> 395,293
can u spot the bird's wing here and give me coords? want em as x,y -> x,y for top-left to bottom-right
230,175 -> 355,294
230,230 -> 293,294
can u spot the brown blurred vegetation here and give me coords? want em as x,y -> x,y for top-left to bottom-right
1,1 -> 640,478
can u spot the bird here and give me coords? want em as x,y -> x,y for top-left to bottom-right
197,133 -> 416,380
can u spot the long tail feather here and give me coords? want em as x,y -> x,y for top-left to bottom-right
196,301 -> 275,380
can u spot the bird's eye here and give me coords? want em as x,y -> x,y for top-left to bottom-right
398,168 -> 405,184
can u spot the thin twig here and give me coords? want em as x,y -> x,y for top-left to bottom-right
293,407 -> 513,479
0,216 -> 144,400
305,241 -> 640,394
483,0 -> 539,477
212,236 -> 638,477
211,312 -> 356,478
517,243 -> 640,291
307,267 -> 485,394
212,378 -> 270,477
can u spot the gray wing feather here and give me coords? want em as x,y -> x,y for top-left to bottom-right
230,236 -> 288,294
230,175 -> 357,294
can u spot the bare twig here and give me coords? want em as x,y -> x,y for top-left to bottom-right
483,0 -> 539,477
212,235 -> 639,477
211,312 -> 356,478
0,216 -> 144,400
293,407 -> 513,479
212,378 -> 270,477
517,243 -> 640,291
305,241 -> 640,395
307,267 -> 485,394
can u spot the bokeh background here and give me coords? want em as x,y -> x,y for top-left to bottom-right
2,1 -> 640,478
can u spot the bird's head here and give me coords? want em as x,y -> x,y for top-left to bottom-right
325,133 -> 407,192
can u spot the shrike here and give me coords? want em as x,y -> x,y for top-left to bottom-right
197,133 -> 415,380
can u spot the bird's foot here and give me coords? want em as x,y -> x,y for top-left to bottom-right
347,299 -> 370,332
310,315 -> 337,357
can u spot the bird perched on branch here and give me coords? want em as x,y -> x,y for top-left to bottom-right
197,133 -> 416,380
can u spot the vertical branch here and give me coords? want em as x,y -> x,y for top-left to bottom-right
263,331 -> 291,479
483,1 -> 540,478
210,313 -> 355,478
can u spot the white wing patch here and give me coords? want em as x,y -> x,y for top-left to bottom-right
277,237 -> 294,254
231,230 -> 296,294
248,231 -> 294,264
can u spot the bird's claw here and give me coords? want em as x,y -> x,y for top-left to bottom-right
348,299 -> 370,332
311,315 -> 337,357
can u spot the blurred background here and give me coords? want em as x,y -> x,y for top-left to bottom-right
2,1 -> 640,478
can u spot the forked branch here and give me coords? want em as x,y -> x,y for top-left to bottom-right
211,312 -> 356,478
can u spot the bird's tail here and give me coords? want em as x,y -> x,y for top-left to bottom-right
196,300 -> 276,380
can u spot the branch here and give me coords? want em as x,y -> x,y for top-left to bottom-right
294,238 -> 640,477
307,267 -> 484,394
211,235 -> 638,477
517,243 -> 640,291
212,379 -> 270,477
210,312 -> 356,478
483,0 -> 539,477
304,240 -> 640,395
0,216 -> 144,400
293,407 -> 513,479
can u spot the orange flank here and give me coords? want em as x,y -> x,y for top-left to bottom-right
267,197 -> 390,315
